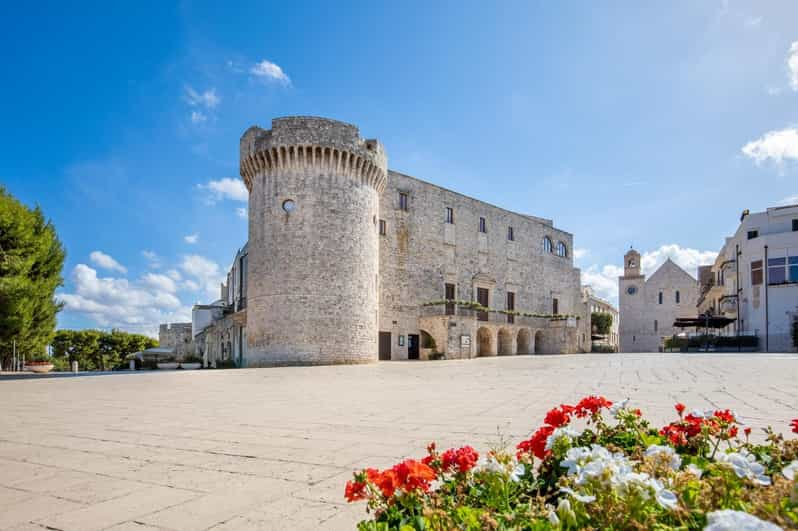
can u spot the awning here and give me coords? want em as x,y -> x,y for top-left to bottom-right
673,316 -> 735,329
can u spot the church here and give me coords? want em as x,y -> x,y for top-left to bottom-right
618,249 -> 698,352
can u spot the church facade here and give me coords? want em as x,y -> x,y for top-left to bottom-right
618,249 -> 698,352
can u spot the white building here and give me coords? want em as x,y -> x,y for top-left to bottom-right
618,249 -> 698,352
582,286 -> 619,351
699,205 -> 798,352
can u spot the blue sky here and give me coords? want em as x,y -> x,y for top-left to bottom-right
2,1 -> 797,335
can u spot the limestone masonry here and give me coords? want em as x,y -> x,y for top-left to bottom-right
183,117 -> 588,366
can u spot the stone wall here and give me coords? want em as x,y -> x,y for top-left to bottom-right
158,323 -> 194,360
378,171 -> 585,360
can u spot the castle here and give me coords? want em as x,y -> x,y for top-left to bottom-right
177,117 -> 589,366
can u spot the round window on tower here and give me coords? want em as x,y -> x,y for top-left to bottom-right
627,286 -> 638,295
282,199 -> 296,213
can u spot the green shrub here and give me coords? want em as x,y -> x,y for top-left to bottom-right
591,312 -> 613,335
215,359 -> 237,369
591,344 -> 615,353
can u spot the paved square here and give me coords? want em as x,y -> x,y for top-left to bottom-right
0,353 -> 796,530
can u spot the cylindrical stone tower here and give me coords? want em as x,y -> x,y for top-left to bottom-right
239,117 -> 387,365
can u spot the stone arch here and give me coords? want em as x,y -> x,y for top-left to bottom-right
477,327 -> 495,357
419,329 -> 436,350
498,328 -> 514,355
534,331 -> 545,354
517,328 -> 532,355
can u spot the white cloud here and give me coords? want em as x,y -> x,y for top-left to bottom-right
236,207 -> 247,219
198,177 -> 248,203
184,233 -> 199,244
180,254 -> 223,299
89,250 -> 127,274
250,59 -> 291,86
141,250 -> 161,269
140,272 -> 179,294
741,127 -> 798,165
789,41 -> 798,91
573,248 -> 588,260
166,269 -> 182,281
777,194 -> 798,206
744,16 -> 762,28
766,86 -> 782,96
183,279 -> 200,292
581,244 -> 718,306
190,110 -> 207,124
184,86 -> 220,108
58,264 -> 190,337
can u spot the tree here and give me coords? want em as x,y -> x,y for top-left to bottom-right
591,312 -> 613,336
52,329 -> 158,371
0,186 -> 65,369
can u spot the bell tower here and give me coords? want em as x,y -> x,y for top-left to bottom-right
624,248 -> 641,277
619,247 -> 645,352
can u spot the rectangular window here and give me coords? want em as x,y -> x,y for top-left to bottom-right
506,292 -> 515,324
479,217 -> 487,233
399,192 -> 408,211
789,256 -> 798,282
747,230 -> 758,240
477,287 -> 489,321
768,257 -> 787,284
552,297 -> 559,315
751,260 -> 763,285
654,320 -> 658,333
675,290 -> 680,304
658,291 -> 663,304
445,283 -> 455,315
793,219 -> 798,232
507,226 -> 514,241
445,207 -> 454,224
378,219 -> 386,235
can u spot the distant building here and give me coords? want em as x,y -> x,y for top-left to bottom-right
582,286 -> 619,351
618,249 -> 698,352
698,205 -> 798,352
157,323 -> 194,360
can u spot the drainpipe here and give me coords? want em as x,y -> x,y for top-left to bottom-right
736,244 -> 741,352
764,245 -> 769,353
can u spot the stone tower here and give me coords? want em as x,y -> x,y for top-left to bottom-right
239,117 -> 387,365
618,248 -> 645,352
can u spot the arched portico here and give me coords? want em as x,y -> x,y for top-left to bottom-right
498,328 -> 514,355
477,327 -> 496,357
517,328 -> 532,355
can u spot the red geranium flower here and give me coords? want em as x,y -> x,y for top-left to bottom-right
791,419 -> 798,434
633,408 -> 642,417
344,468 -> 381,502
674,403 -> 686,417
713,409 -> 736,424
391,459 -> 436,493
544,406 -> 571,428
574,395 -> 612,418
744,427 -> 752,437
441,446 -> 479,474
517,425 -> 555,459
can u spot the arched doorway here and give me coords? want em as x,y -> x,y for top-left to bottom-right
498,328 -> 514,355
517,328 -> 531,355
534,331 -> 544,354
477,327 -> 495,357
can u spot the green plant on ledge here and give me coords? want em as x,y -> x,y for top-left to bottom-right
421,300 -> 579,321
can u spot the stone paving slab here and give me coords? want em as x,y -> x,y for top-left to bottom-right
0,353 -> 796,530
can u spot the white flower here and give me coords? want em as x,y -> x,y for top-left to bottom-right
704,509 -> 781,531
686,463 -> 704,478
651,479 -> 679,510
557,497 -> 574,520
560,446 -> 591,475
782,460 -> 798,481
509,463 -> 525,482
545,426 -> 584,451
559,486 -> 596,503
609,398 -> 630,416
477,455 -> 504,474
645,444 -> 682,471
716,451 -> 771,486
547,508 -> 560,525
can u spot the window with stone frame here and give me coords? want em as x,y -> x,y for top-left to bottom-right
658,291 -> 663,304
378,219 -> 386,236
552,297 -> 559,315
675,290 -> 680,304
543,236 -> 553,253
507,226 -> 514,241
445,207 -> 454,224
751,260 -> 763,285
747,229 -> 758,240
479,217 -> 487,233
399,192 -> 408,211
556,241 -> 567,257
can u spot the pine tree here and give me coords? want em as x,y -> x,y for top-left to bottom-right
0,186 -> 65,368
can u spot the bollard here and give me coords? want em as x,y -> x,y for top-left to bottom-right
71,360 -> 78,373
129,359 -> 136,370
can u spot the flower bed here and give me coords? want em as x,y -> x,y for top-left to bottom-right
345,397 -> 798,529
